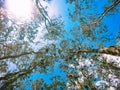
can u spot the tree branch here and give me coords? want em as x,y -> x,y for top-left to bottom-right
0,51 -> 42,60
92,0 -> 120,24
77,46 -> 120,56
0,70 -> 31,90
0,69 -> 31,80
0,60 -> 46,89
35,0 -> 51,28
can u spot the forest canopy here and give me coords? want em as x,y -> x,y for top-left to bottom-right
0,0 -> 120,90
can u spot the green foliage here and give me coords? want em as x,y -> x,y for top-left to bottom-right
44,17 -> 65,40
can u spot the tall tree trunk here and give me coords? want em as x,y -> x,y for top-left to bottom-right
78,46 -> 120,56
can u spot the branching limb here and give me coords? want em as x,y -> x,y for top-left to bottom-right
35,0 -> 51,29
0,51 -> 43,60
0,70 -> 31,90
92,0 -> 120,24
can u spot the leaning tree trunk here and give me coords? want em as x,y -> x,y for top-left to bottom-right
78,46 -> 120,56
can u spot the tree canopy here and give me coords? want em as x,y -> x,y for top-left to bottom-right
0,0 -> 120,90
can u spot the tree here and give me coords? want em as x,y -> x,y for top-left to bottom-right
64,0 -> 120,89
0,0 -> 65,89
0,0 -> 120,90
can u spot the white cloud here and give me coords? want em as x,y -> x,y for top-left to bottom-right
40,0 -> 62,17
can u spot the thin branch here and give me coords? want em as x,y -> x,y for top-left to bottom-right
35,0 -> 51,26
0,52 -> 32,60
36,5 -> 50,29
0,51 -> 42,60
92,0 -> 120,24
0,69 -> 30,80
38,1 -> 51,22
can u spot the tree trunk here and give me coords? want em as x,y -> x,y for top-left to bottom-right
78,46 -> 120,56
